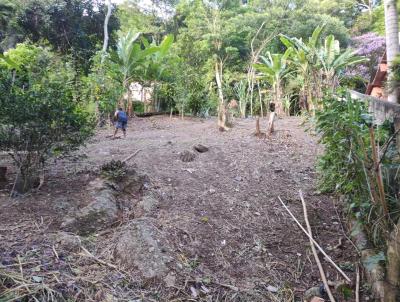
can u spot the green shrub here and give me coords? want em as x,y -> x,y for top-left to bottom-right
101,160 -> 127,181
315,91 -> 396,245
0,44 -> 94,193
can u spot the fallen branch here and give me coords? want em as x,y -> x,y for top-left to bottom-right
214,282 -> 238,292
300,191 -> 336,302
122,149 -> 141,163
278,196 -> 351,282
79,246 -> 119,270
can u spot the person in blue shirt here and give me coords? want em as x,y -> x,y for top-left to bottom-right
113,107 -> 128,138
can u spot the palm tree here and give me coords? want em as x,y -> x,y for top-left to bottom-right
384,0 -> 400,103
254,48 -> 292,116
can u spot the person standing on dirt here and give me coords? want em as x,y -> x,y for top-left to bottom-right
113,107 -> 128,138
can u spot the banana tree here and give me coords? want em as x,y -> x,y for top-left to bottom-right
254,48 -> 292,116
233,80 -> 247,118
115,31 -> 161,115
280,25 -> 325,113
280,25 -> 367,113
139,35 -> 174,112
317,34 -> 368,90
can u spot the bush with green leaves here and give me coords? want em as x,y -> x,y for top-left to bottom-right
0,44 -> 94,193
100,160 -> 127,181
315,91 -> 400,245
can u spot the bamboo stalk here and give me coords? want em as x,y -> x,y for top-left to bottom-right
369,127 -> 388,216
278,196 -> 351,282
300,191 -> 336,302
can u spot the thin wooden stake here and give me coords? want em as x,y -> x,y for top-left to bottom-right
355,263 -> 360,302
278,196 -> 351,282
80,246 -> 119,270
300,191 -> 336,302
268,112 -> 275,135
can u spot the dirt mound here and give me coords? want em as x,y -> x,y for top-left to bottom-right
180,150 -> 196,162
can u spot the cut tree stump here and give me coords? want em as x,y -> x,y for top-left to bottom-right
267,112 -> 275,135
256,117 -> 260,135
254,117 -> 266,138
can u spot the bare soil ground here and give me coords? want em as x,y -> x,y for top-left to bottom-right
0,116 -> 361,301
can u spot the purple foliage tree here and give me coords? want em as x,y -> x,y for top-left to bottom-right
346,32 -> 386,82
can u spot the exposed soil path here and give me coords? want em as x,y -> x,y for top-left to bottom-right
0,116 -> 359,301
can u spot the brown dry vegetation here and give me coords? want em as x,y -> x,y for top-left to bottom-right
0,116 -> 362,301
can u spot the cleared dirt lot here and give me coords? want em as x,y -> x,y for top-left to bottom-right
0,116 -> 359,301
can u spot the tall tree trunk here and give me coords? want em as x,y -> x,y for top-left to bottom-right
249,72 -> 254,117
384,0 -> 400,103
102,0 -> 112,59
216,61 -> 229,130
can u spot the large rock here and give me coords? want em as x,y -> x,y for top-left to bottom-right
113,218 -> 171,279
61,179 -> 118,235
61,168 -> 149,235
135,194 -> 159,217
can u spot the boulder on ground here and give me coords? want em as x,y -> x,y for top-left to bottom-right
61,168 -> 149,235
135,194 -> 159,217
113,218 -> 171,279
61,179 -> 118,235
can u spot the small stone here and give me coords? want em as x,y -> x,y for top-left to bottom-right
266,285 -> 279,293
53,231 -> 81,252
304,287 -> 323,301
164,273 -> 176,287
209,188 -> 216,194
32,276 -> 43,283
190,286 -> 198,297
